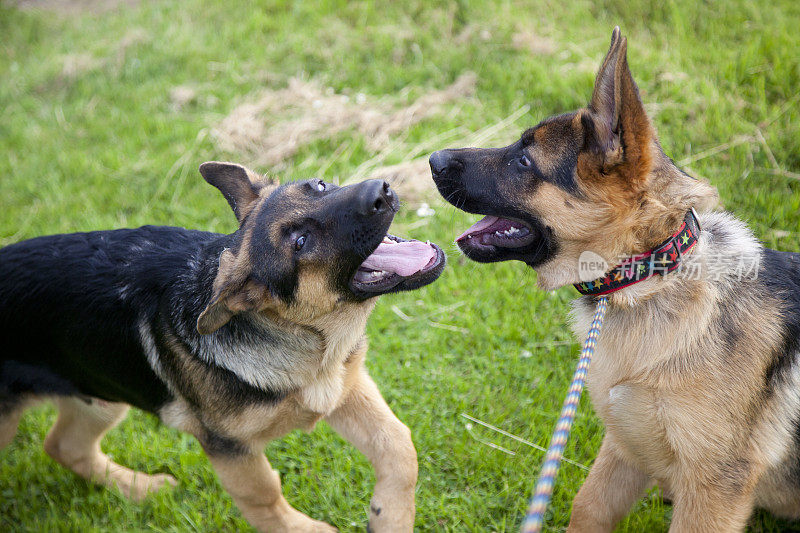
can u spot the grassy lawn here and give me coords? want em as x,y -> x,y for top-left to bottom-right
1,0 -> 799,531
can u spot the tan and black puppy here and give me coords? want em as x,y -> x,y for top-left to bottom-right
432,28 -> 800,532
0,162 -> 445,532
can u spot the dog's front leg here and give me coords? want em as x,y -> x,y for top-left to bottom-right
668,476 -> 755,533
567,436 -> 649,533
325,368 -> 417,532
207,450 -> 337,532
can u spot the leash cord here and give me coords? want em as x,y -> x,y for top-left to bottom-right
521,296 -> 609,533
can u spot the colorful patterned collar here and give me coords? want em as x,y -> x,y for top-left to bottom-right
574,209 -> 701,296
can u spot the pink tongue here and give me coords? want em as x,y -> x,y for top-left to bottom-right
457,215 -> 499,241
360,241 -> 436,276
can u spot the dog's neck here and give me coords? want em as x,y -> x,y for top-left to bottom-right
169,234 -> 372,396
598,210 -> 762,308
536,146 -> 719,292
608,148 -> 716,254
574,208 -> 701,297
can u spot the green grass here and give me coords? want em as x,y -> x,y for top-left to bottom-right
1,0 -> 799,531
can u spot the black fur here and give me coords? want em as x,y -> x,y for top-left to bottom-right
249,203 -> 300,303
198,429 -> 250,457
761,250 -> 800,388
151,312 -> 288,411
0,177 -> 446,420
528,114 -> 582,194
0,226 -> 296,413
0,227 -> 197,412
430,137 -> 561,267
758,249 -> 800,486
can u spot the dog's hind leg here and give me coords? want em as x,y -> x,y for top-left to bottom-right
44,397 -> 176,501
206,450 -> 337,533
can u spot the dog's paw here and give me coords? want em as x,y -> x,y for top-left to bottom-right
124,472 -> 177,502
274,512 -> 337,533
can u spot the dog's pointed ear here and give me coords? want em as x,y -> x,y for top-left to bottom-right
587,27 -> 652,173
199,162 -> 278,224
197,247 -> 270,334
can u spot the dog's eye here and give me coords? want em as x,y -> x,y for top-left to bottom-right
519,154 -> 532,167
294,235 -> 307,251
316,180 -> 326,192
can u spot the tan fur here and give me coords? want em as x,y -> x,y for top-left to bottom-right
158,168 -> 414,530
160,342 -> 416,532
43,397 -> 176,501
514,30 -> 800,532
532,137 -> 718,291
325,366 -> 417,531
1,163 -> 420,531
1,267 -> 412,532
209,452 -> 337,532
199,363 -> 417,533
523,31 -> 718,292
197,223 -> 261,334
437,27 -> 798,531
566,226 -> 790,531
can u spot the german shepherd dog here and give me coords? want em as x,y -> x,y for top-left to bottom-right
431,28 -> 800,532
0,162 -> 445,532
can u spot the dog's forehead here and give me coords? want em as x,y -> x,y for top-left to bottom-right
262,181 -> 308,209
517,112 -> 582,194
523,112 -> 581,147
244,180 -> 341,256
246,182 -> 311,232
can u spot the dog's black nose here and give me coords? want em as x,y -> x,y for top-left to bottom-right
429,150 -> 453,176
359,179 -> 395,216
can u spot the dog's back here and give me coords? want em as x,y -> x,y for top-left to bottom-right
0,226 -> 219,411
761,249 -> 800,382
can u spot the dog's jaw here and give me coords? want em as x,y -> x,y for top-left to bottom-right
534,257 -> 580,291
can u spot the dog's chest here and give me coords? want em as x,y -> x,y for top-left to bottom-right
571,305 -> 630,415
160,312 -> 369,444
571,303 -> 672,458
193,307 -> 364,386
297,314 -> 368,414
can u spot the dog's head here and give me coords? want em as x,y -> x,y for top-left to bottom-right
431,28 -> 716,290
196,162 -> 445,334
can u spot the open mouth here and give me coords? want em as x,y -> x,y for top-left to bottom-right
456,215 -> 536,249
350,234 -> 445,297
453,214 -> 553,265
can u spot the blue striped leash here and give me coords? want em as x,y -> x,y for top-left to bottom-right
521,296 -> 609,532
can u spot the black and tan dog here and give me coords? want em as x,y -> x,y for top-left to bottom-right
0,162 -> 445,531
432,28 -> 800,532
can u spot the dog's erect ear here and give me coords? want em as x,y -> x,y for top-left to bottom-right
197,247 -> 270,334
199,161 -> 278,224
587,27 -> 652,174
